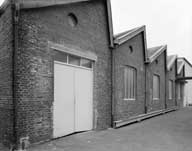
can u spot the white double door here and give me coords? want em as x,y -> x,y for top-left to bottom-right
54,62 -> 93,138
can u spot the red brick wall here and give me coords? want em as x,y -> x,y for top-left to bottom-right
166,60 -> 177,109
146,51 -> 166,112
0,6 -> 14,147
113,33 -> 146,121
15,0 -> 112,144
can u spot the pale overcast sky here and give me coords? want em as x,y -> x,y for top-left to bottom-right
0,0 -> 191,62
111,0 -> 192,63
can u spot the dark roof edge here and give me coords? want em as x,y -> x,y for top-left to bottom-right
178,57 -> 192,68
20,0 -> 92,9
167,55 -> 177,71
148,45 -> 167,63
113,25 -> 146,45
1,0 -> 96,12
0,0 -> 93,13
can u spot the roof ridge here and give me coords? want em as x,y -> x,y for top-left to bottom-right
113,25 -> 145,45
147,45 -> 167,63
114,26 -> 143,39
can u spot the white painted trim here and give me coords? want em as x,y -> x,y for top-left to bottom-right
49,41 -> 97,61
54,61 -> 93,71
153,98 -> 160,101
53,61 -> 94,137
123,98 -> 136,101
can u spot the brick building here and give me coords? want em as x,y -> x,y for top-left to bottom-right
0,0 -> 114,149
176,60 -> 186,107
112,26 -> 148,127
146,46 -> 167,112
0,0 -> 186,150
178,58 -> 192,106
166,55 -> 177,108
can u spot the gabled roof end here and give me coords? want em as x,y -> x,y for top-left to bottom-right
113,25 -> 146,45
147,45 -> 167,63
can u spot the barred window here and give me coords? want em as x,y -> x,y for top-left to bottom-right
124,66 -> 136,100
153,75 -> 160,99
169,80 -> 173,99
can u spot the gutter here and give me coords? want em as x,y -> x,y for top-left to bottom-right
106,0 -> 114,48
12,1 -> 20,150
164,50 -> 168,109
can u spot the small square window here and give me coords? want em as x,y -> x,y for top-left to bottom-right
81,58 -> 92,68
68,55 -> 80,66
54,50 -> 67,63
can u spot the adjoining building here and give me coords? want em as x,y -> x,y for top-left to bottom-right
176,60 -> 186,107
112,26 -> 148,127
166,55 -> 178,108
177,58 -> 192,106
146,46 -> 167,112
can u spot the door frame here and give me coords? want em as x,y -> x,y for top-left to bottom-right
53,60 -> 95,138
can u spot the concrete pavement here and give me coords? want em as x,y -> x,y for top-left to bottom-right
28,107 -> 192,151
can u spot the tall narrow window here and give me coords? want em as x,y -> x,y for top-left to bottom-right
169,80 -> 173,99
124,66 -> 136,100
153,74 -> 160,100
177,84 -> 181,99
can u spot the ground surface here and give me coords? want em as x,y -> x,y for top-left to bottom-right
27,107 -> 192,151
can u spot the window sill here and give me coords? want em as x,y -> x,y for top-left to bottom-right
123,98 -> 136,101
153,98 -> 160,101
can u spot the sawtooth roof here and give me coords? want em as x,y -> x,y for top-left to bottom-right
147,45 -> 167,63
113,25 -> 148,62
114,25 -> 145,45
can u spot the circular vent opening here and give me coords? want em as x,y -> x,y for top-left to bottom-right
129,45 -> 133,53
68,13 -> 78,27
